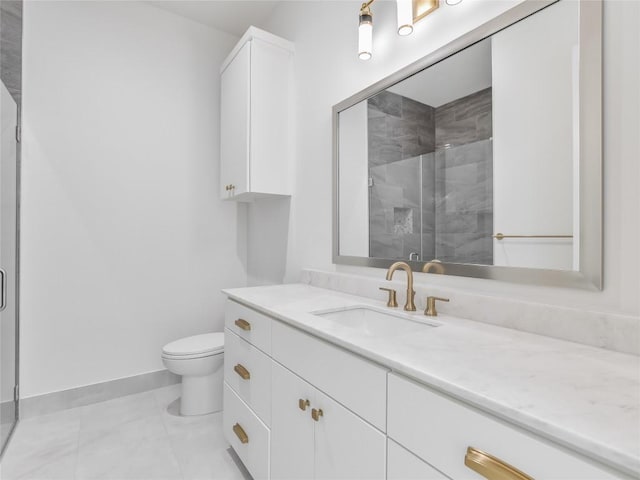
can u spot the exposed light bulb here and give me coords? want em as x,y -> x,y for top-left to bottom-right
396,0 -> 414,36
358,7 -> 373,60
445,0 -> 463,5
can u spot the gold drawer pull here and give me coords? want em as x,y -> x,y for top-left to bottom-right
298,398 -> 310,411
311,408 -> 323,421
464,447 -> 533,480
234,364 -> 251,380
234,318 -> 251,331
232,423 -> 249,444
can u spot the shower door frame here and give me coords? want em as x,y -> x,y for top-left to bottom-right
0,84 -> 21,458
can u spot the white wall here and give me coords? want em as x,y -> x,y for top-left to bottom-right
492,0 -> 577,270
21,1 -> 244,398
338,101 -> 369,257
257,0 -> 640,316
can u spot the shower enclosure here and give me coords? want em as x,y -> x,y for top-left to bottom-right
0,0 -> 22,456
366,85 -> 494,265
0,79 -> 19,455
369,138 -> 493,265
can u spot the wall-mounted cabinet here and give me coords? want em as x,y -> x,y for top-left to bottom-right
220,27 -> 294,202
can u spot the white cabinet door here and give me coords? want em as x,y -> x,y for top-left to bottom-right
387,439 -> 449,480
220,41 -> 250,199
314,388 -> 386,480
271,362 -> 315,480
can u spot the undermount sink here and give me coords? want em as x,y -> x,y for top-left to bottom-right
313,306 -> 439,337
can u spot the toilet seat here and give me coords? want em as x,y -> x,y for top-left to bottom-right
162,332 -> 224,359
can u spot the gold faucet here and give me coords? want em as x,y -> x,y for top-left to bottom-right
385,262 -> 416,311
422,260 -> 445,274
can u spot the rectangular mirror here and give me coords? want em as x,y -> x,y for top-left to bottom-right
333,0 -> 602,289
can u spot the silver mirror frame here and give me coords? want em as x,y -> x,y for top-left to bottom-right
332,0 -> 602,290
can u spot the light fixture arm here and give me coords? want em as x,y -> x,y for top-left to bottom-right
360,0 -> 375,15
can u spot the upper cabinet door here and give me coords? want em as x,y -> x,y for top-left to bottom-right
220,41 -> 250,199
220,27 -> 293,202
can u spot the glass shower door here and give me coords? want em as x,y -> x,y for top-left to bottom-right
0,80 -> 18,454
369,155 -> 423,260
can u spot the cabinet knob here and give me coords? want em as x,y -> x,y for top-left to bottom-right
234,364 -> 251,380
298,398 -> 310,411
234,318 -> 251,331
464,447 -> 532,480
232,423 -> 249,444
311,408 -> 323,421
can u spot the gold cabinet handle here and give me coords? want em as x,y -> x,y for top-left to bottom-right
232,423 -> 249,444
464,447 -> 533,480
298,398 -> 310,411
311,408 -> 324,421
234,364 -> 250,380
234,318 -> 251,331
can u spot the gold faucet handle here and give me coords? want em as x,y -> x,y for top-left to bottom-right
379,287 -> 398,308
425,296 -> 449,316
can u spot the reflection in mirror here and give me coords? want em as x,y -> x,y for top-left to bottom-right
338,0 -> 580,272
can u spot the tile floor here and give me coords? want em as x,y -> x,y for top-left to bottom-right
0,385 -> 252,480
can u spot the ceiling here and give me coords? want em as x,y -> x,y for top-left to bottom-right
147,1 -> 281,37
387,38 -> 492,108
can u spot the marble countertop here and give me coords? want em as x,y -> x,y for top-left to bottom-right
222,284 -> 640,477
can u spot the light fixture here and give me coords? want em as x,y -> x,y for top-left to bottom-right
396,0 -> 414,36
358,2 -> 373,61
357,0 -> 440,60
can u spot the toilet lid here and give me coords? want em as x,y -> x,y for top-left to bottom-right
162,333 -> 224,356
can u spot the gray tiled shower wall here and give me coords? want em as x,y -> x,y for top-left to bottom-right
368,91 -> 435,260
368,88 -> 493,264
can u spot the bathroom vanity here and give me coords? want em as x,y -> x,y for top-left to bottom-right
222,284 -> 639,480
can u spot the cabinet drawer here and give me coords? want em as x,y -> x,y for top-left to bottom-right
223,382 -> 270,480
271,320 -> 388,431
224,328 -> 272,426
388,373 -> 622,479
225,300 -> 272,354
388,439 -> 449,480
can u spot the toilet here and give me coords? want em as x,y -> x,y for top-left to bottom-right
161,332 -> 225,416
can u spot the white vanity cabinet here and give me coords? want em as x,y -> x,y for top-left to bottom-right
271,361 -> 386,480
219,27 -> 293,202
223,295 -> 633,480
223,300 -> 274,479
387,373 -> 625,480
387,440 -> 449,480
269,321 -> 388,479
224,299 -> 387,480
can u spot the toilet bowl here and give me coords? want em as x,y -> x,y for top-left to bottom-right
161,332 -> 224,416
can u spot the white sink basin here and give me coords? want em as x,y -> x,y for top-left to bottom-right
313,306 -> 439,337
